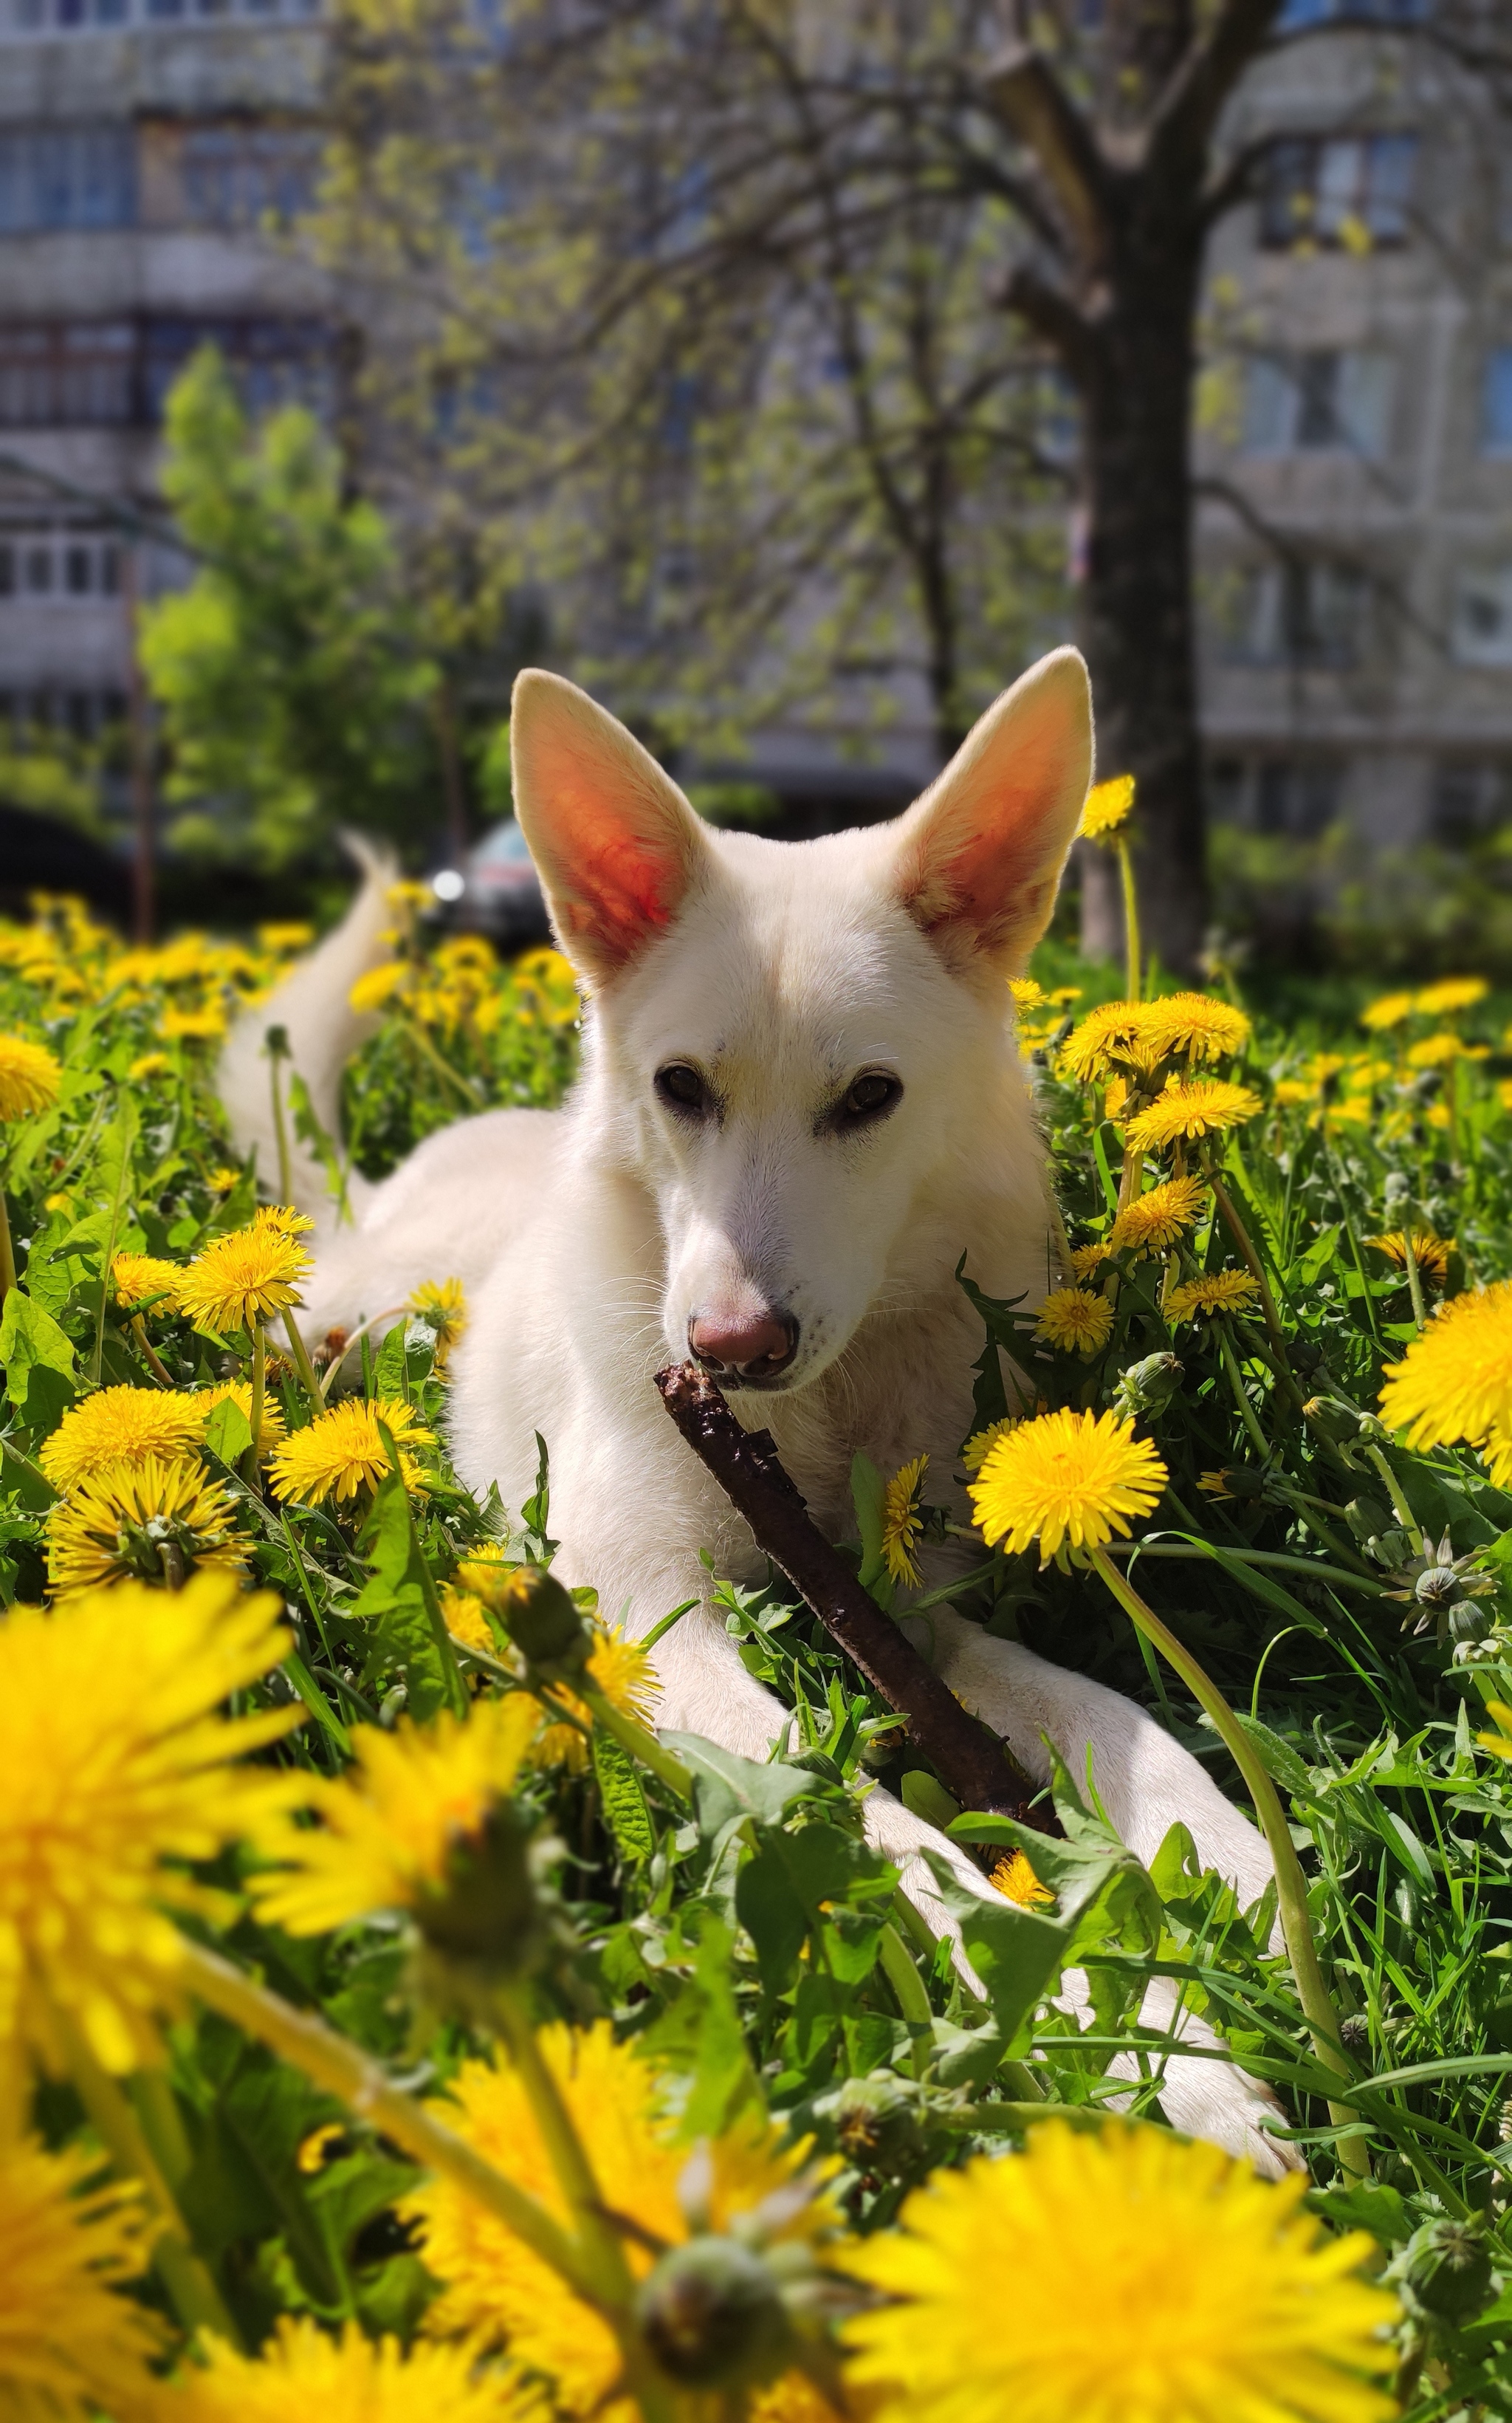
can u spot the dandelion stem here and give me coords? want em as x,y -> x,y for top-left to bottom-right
1215,1321 -> 1271,1464
130,1312 -> 175,1386
1116,835 -> 1141,1004
1086,1546 -> 1368,2179
493,1984 -> 639,2307
1400,1227 -> 1427,1334
281,1304 -> 323,1403
1201,1155 -> 1296,1385
267,1036 -> 293,1207
245,1321 -> 265,1489
56,2007 -> 240,2345
0,1185 -> 14,1305
177,1937 -> 607,2306
570,1671 -> 694,1804
879,1919 -> 934,2082
1361,1443 -> 1423,1558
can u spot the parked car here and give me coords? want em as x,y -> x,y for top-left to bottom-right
429,818 -> 551,948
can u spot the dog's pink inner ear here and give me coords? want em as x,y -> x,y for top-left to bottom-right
893,648 -> 1092,972
511,672 -> 704,979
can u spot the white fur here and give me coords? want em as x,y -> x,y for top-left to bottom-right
220,651 -> 1295,2174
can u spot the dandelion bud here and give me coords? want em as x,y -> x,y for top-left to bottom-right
1345,1497 -> 1393,1543
1110,1351 -> 1183,1420
637,2235 -> 790,2387
1393,2216 -> 1495,2325
414,1800 -> 546,1982
496,1566 -> 594,1680
1302,1396 -> 1362,1444
825,2075 -> 925,2179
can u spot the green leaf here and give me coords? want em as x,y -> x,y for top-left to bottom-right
850,1451 -> 890,1597
0,1289 -> 77,1431
903,1770 -> 962,1831
593,1729 -> 654,1863
204,1395 -> 253,1465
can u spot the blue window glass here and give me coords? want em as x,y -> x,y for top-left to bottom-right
1485,349 -> 1512,456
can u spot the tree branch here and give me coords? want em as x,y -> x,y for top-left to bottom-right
998,261 -> 1099,389
1151,0 -> 1287,173
980,44 -> 1111,267
653,1362 -> 1050,1831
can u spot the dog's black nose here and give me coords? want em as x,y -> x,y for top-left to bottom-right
687,1309 -> 799,1382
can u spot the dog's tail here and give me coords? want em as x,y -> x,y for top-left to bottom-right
218,834 -> 398,1216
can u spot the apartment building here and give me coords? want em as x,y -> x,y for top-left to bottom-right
1198,2 -> 1512,856
0,0 -> 329,788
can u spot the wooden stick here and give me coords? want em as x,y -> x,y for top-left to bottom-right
653,1361 -> 1050,1831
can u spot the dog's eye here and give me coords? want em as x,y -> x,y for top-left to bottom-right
839,1072 -> 903,1125
656,1063 -> 707,1115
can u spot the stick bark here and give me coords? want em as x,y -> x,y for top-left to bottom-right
654,1361 -> 1049,1830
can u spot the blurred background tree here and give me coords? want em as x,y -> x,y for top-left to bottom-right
300,0 -> 1509,973
137,347 -> 443,871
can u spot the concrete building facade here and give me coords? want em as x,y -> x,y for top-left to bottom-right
0,0 -> 328,802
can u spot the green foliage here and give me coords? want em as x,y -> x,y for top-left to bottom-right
138,349 -> 440,870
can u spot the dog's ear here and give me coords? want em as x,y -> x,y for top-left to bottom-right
889,646 -> 1093,975
510,670 -> 710,983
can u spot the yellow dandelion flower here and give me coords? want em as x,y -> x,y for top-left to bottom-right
0,2128 -> 165,2420
1104,1072 -> 1130,1120
1059,999 -> 1165,1084
128,1050 -> 170,1082
405,2025 -> 833,2421
206,1166 -> 241,1195
1379,1280 -> 1512,1482
1197,1469 -> 1237,1499
1477,1702 -> 1512,1764
47,1455 -> 248,1598
173,1221 -> 311,1337
38,1385 -> 206,1491
349,963 -> 410,1015
1367,1230 -> 1452,1278
160,1006 -> 227,1042
256,922 -> 315,953
1163,1270 -> 1261,1325
1359,990 -> 1415,1032
841,2119 -> 1397,2423
1068,1242 -> 1107,1280
1272,1079 -> 1312,1107
1079,773 -> 1135,842
196,1377 -> 287,1458
0,1572 -> 296,2073
990,1849 -> 1054,1909
1141,992 -> 1251,1067
1008,976 -> 1048,1012
1033,1286 -> 1113,1358
961,1417 -> 1017,1475
1415,976 -> 1488,1018
296,2123 -> 346,2175
266,1395 -> 434,1507
1124,1077 -> 1262,1153
1108,1174 -> 1208,1256
749,2377 -> 848,2423
109,1252 -> 182,1312
0,1032 -> 61,1122
250,1696 -> 540,1936
526,1629 -> 662,1775
163,2315 -> 545,2423
408,1276 -> 467,1369
1406,1031 -> 1468,1071
879,1453 -> 929,1587
969,1408 -> 1166,1565
252,1201 -> 315,1238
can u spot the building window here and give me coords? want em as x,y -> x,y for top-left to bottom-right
1221,559 -> 1370,668
0,323 -> 136,426
1484,349 -> 1512,456
0,318 -> 333,427
0,528 -> 122,599
1432,763 -> 1512,846
0,124 -> 135,231
1276,0 -> 1427,23
1243,349 -> 1393,457
0,0 -> 317,32
1452,566 -> 1512,667
1255,758 -> 1344,838
179,126 -> 322,229
1260,134 -> 1417,249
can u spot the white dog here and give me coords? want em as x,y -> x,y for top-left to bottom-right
221,647 -> 1292,2170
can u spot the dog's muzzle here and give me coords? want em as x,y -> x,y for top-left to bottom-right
687,1309 -> 800,1388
